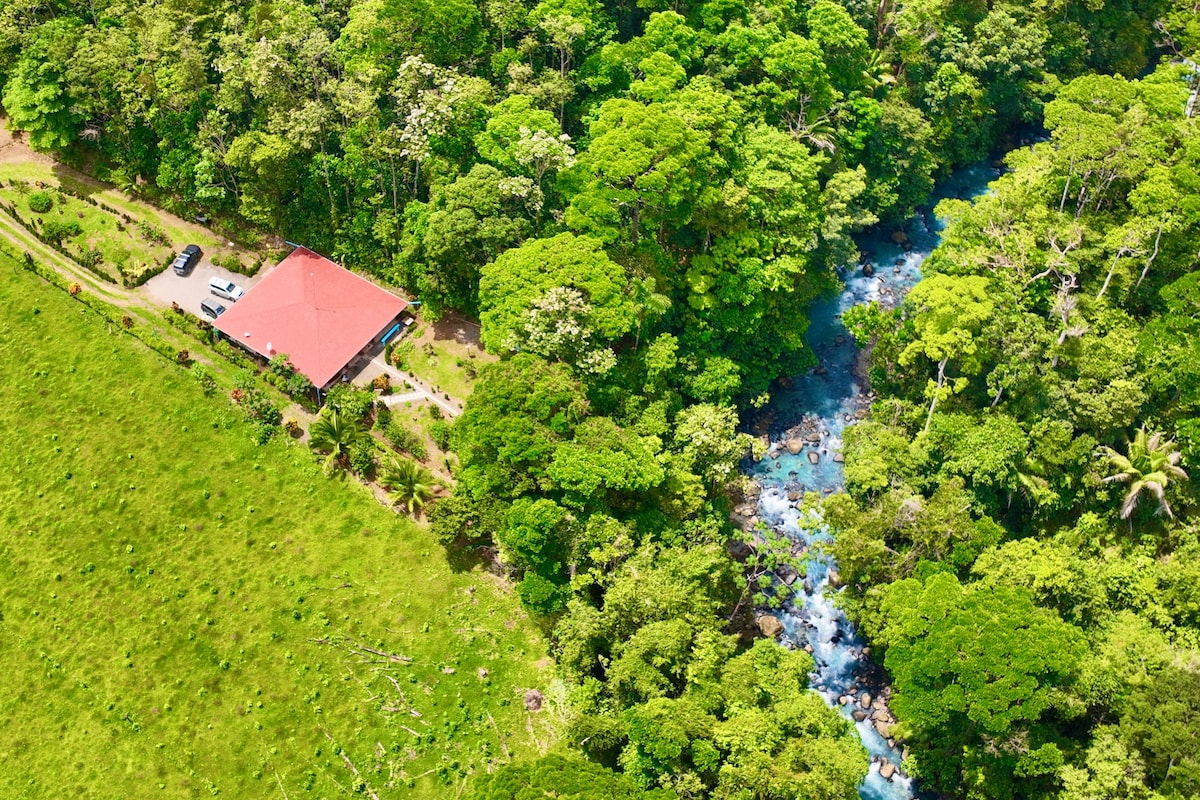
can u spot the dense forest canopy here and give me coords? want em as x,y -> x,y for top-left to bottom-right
2,0 -> 1188,397
4,0 -> 1200,798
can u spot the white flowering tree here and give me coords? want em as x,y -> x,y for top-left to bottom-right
481,232 -> 654,375
504,287 -> 617,374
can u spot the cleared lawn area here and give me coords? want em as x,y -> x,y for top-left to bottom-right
0,161 -> 254,285
0,255 -> 552,798
394,322 -> 494,403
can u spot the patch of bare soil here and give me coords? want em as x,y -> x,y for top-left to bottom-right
431,312 -> 482,347
0,121 -> 52,167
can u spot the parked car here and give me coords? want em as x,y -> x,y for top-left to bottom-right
199,298 -> 226,319
208,276 -> 245,301
172,244 -> 202,275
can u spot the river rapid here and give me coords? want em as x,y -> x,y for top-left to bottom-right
743,162 -> 998,800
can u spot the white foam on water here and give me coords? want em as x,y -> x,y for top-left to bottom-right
746,163 -> 996,800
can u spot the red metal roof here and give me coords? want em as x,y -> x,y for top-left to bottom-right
212,247 -> 408,388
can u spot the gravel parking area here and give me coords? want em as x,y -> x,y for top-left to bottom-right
140,251 -> 267,318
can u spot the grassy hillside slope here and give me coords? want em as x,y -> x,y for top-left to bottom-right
0,255 -> 550,798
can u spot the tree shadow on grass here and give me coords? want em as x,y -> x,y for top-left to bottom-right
442,539 -> 505,576
52,163 -> 103,199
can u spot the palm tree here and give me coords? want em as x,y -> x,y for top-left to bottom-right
1099,427 -> 1189,520
380,457 -> 440,514
308,410 -> 367,475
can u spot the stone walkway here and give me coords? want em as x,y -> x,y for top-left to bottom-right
356,354 -> 464,418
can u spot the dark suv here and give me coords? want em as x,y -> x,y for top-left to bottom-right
172,244 -> 202,275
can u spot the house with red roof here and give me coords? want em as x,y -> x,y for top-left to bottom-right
212,246 -> 409,389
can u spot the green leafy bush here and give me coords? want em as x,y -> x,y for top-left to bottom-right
347,438 -> 377,477
389,340 -> 414,369
231,371 -> 280,440
428,419 -> 451,451
41,218 -> 81,245
191,364 -> 217,396
27,190 -> 53,213
385,420 -> 427,461
267,353 -> 314,402
324,384 -> 375,422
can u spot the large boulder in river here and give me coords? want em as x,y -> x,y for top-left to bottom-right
891,231 -> 908,244
880,762 -> 896,780
859,692 -> 871,709
786,438 -> 803,454
807,451 -> 820,465
756,614 -> 784,638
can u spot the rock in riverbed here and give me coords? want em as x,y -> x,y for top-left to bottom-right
756,614 -> 784,638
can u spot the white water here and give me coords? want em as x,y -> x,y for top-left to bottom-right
745,163 -> 999,800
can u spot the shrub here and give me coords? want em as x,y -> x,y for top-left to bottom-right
42,218 -> 82,245
372,373 -> 390,393
136,219 -> 170,246
429,419 -> 451,451
77,245 -> 102,269
232,371 -> 281,435
406,433 -> 428,462
176,349 -> 190,365
192,364 -> 217,396
347,438 -> 377,477
324,384 -> 375,422
390,340 -> 414,369
120,315 -> 134,329
213,339 -> 251,368
284,418 -> 302,437
67,282 -> 81,296
27,191 -> 53,213
266,353 -> 314,401
385,420 -> 428,461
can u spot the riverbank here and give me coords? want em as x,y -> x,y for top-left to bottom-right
742,161 -> 1000,800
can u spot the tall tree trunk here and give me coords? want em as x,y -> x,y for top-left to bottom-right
1135,225 -> 1163,288
1096,246 -> 1133,300
924,357 -> 948,434
1059,157 -> 1074,214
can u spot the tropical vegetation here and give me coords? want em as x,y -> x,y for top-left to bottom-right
3,0 -> 1200,797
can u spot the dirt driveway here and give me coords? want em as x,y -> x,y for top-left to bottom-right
141,254 -> 266,319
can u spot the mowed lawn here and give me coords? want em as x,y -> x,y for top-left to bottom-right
0,257 -> 551,798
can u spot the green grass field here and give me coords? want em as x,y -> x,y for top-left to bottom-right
0,255 -> 553,798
